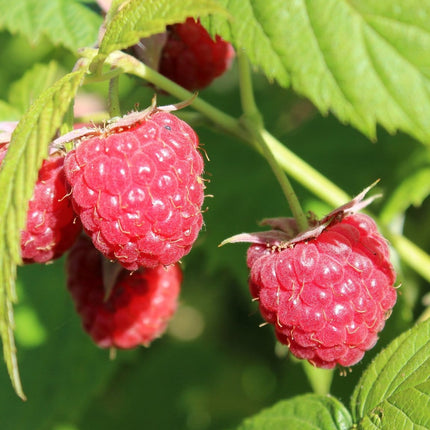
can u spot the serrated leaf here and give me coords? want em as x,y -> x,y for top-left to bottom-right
0,66 -> 87,399
207,0 -> 430,144
358,381 -> 430,429
0,0 -> 103,52
351,319 -> 430,428
98,0 -> 226,57
380,168 -> 430,225
8,61 -> 64,114
236,394 -> 352,430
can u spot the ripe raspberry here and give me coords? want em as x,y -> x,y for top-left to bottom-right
0,143 -> 81,263
66,235 -> 182,349
158,18 -> 235,91
247,213 -> 397,368
63,108 -> 205,271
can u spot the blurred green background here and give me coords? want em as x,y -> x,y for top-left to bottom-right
0,12 -> 428,429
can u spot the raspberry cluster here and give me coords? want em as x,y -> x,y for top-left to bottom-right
1,102 -> 206,349
246,213 -> 397,368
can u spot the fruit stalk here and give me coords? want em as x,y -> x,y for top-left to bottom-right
237,50 -> 309,232
99,50 -> 430,284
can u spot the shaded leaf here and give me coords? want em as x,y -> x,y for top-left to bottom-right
0,0 -> 102,52
207,0 -> 430,144
380,168 -> 430,224
0,66 -> 87,399
236,394 -> 352,430
351,319 -> 430,428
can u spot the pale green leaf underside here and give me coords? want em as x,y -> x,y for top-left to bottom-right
351,319 -> 430,424
209,0 -> 430,144
237,394 -> 352,430
0,67 -> 87,399
99,0 -> 227,56
0,0 -> 102,52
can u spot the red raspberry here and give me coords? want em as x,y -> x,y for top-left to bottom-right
0,144 -> 81,263
63,110 -> 205,271
159,18 -> 235,91
247,213 -> 397,368
66,235 -> 182,349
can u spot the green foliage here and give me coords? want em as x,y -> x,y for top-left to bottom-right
208,0 -> 430,145
380,168 -> 430,224
351,319 -> 430,428
0,0 -> 102,53
0,0 -> 430,428
98,0 -> 226,57
236,394 -> 352,430
0,66 -> 87,399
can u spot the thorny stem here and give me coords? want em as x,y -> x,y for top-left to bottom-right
93,50 -> 430,284
237,50 -> 309,232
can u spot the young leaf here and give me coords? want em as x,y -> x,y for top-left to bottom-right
236,394 -> 352,430
98,0 -> 226,57
0,67 -> 87,399
351,319 -> 430,428
207,0 -> 430,145
0,0 -> 102,52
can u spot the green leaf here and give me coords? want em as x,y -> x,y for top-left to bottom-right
0,261 -> 133,428
236,394 -> 352,430
0,66 -> 87,399
208,0 -> 430,144
0,0 -> 103,53
98,0 -> 226,57
0,101 -> 21,122
8,61 -> 64,114
351,319 -> 430,428
380,168 -> 430,224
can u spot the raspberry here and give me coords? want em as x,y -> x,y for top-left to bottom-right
66,235 -> 182,349
0,144 -> 81,263
246,213 -> 397,368
63,108 -> 205,271
158,18 -> 235,91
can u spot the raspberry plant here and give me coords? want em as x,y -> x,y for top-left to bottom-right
0,0 -> 430,429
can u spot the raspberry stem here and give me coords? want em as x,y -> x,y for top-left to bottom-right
99,50 -> 430,284
237,50 -> 309,232
108,75 -> 121,118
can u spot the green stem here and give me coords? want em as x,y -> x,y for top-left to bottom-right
237,50 -> 309,232
108,75 -> 121,117
100,50 -> 430,284
302,362 -> 334,395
